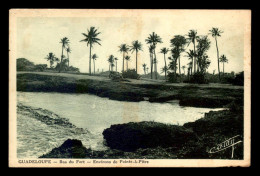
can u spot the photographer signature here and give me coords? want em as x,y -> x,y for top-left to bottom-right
208,135 -> 243,158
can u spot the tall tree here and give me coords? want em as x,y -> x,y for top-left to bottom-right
142,63 -> 147,75
45,52 -> 58,68
119,44 -> 129,72
185,50 -> 195,75
170,35 -> 186,76
145,32 -> 162,79
66,46 -> 71,67
161,66 -> 168,77
182,65 -> 186,75
160,47 -> 169,80
148,45 -> 155,79
59,37 -> 69,72
196,36 -> 211,74
130,40 -> 142,74
108,55 -> 114,71
125,55 -> 131,70
169,49 -> 178,76
92,54 -> 98,75
186,30 -> 199,74
209,27 -> 223,81
114,57 -> 118,72
80,27 -> 101,75
219,54 -> 228,76
187,61 -> 192,81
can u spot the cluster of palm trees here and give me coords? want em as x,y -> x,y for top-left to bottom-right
45,52 -> 59,68
77,26 -> 228,81
59,37 -> 71,72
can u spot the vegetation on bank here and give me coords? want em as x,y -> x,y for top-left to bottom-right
17,73 -> 243,108
17,58 -> 80,73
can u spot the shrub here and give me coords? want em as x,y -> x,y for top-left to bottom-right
34,64 -> 47,71
233,71 -> 244,86
17,58 -> 35,71
167,72 -> 180,83
189,72 -> 209,84
122,69 -> 140,79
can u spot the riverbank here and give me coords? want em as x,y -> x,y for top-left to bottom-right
40,108 -> 243,159
17,72 -> 243,108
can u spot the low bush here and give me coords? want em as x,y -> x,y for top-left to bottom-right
122,69 -> 140,79
189,72 -> 209,84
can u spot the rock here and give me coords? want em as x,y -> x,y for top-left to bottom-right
40,139 -> 87,158
102,121 -> 197,152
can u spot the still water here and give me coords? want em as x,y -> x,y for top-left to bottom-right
17,92 -> 223,158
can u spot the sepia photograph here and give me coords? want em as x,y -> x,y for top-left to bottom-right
9,9 -> 251,167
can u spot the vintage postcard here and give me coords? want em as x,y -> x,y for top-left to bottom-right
9,9 -> 251,167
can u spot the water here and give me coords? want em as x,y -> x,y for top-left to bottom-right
17,92 -> 224,158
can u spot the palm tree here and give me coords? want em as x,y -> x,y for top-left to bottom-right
209,27 -> 223,80
219,55 -> 228,76
170,35 -> 186,76
114,57 -> 118,72
185,50 -> 195,75
45,52 -> 57,68
160,47 -> 169,80
146,67 -> 149,74
187,61 -> 192,81
148,45 -> 155,79
145,32 -> 162,79
66,46 -> 71,67
161,66 -> 168,76
108,55 -> 114,71
125,55 -> 131,70
119,44 -> 129,72
92,54 -> 98,75
196,36 -> 211,73
59,37 -> 70,72
130,40 -> 142,74
142,63 -> 147,75
80,27 -> 101,75
182,65 -> 186,75
186,30 -> 199,74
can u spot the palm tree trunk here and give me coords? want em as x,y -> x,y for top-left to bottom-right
191,58 -> 193,75
67,52 -> 69,67
179,56 -> 181,75
94,60 -> 95,75
136,50 -> 138,74
223,62 -> 224,76
174,58 -> 177,76
153,49 -> 157,79
215,37 -> 221,80
59,46 -> 63,73
122,53 -> 125,72
150,53 -> 153,79
116,61 -> 117,72
193,41 -> 196,74
164,54 -> 167,80
89,45 -> 92,75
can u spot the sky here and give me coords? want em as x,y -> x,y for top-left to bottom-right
15,10 -> 250,74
